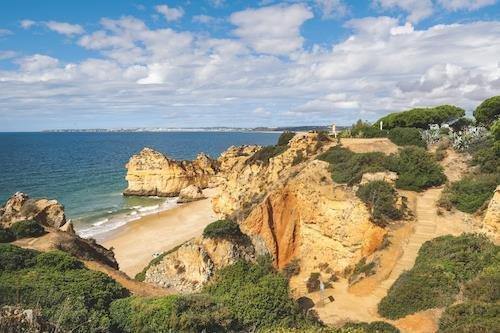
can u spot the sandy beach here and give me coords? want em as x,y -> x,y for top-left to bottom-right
101,188 -> 219,277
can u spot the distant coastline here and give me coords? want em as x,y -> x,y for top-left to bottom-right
42,125 -> 341,133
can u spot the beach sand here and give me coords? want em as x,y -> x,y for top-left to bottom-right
101,188 -> 219,278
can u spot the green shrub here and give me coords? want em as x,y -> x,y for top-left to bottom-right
343,321 -> 400,333
351,120 -> 388,138
356,181 -> 402,226
463,262 -> 500,303
306,272 -> 321,292
0,246 -> 128,332
386,146 -> 446,191
378,234 -> 498,319
110,294 -> 237,333
388,127 -> 426,147
318,146 -> 388,185
10,220 -> 46,239
204,257 -> 305,329
246,145 -> 288,165
491,119 -> 500,140
277,132 -> 296,146
283,259 -> 301,279
203,219 -> 244,241
0,228 -> 15,243
435,149 -> 447,161
376,105 -> 465,129
438,302 -> 500,333
474,96 -> 500,127
350,258 -> 376,283
441,174 -> 499,213
471,138 -> 500,174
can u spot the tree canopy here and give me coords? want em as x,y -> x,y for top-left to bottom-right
474,96 -> 500,127
376,105 -> 465,129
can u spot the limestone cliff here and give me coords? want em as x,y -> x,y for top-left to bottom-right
240,161 -> 386,278
212,132 -> 334,220
124,148 -> 219,197
483,185 -> 500,244
144,236 -> 254,292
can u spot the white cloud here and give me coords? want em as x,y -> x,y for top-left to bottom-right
230,4 -> 313,55
437,0 -> 496,10
0,29 -> 12,37
155,4 -> 184,22
0,51 -> 16,60
315,0 -> 349,19
372,0 -> 434,22
192,14 -> 222,25
45,21 -> 84,36
20,19 -> 36,29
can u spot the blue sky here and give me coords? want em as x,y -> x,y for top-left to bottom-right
0,0 -> 499,131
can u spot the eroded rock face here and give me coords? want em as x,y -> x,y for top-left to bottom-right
124,148 -> 219,197
240,161 -> 386,280
212,132 -> 334,220
177,185 -> 205,203
360,171 -> 398,185
144,237 -> 254,292
0,192 -> 71,231
483,186 -> 500,244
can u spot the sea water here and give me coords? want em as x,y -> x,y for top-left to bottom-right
0,131 -> 279,238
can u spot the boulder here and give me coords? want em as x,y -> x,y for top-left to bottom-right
177,185 -> 205,203
360,171 -> 398,185
483,186 -> 500,244
124,148 -> 219,197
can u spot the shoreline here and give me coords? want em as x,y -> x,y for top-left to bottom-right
99,188 -> 219,277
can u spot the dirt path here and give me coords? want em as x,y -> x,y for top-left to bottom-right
314,149 -> 475,332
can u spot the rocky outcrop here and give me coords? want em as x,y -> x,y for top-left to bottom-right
360,171 -> 398,185
144,236 -> 254,293
240,161 -> 386,283
1,192 -> 119,269
482,186 -> 500,244
177,185 -> 205,203
124,148 -> 219,197
0,192 -> 72,232
212,132 -> 334,220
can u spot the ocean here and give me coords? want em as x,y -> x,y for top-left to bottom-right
0,131 -> 280,238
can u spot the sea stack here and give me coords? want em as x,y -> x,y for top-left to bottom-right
123,147 -> 219,197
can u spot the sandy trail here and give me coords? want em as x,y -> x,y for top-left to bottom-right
314,149 -> 475,332
102,188 -> 218,278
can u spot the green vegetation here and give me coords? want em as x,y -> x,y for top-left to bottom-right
203,219 -> 245,241
351,120 -> 388,138
277,131 -> 296,146
471,138 -> 500,174
349,258 -> 376,283
440,174 -> 499,213
474,95 -> 500,127
356,181 -> 403,226
342,321 -> 400,333
9,220 -> 46,239
317,146 -> 387,185
134,242 -> 184,281
0,227 -> 15,243
258,321 -> 399,333
204,256 -> 307,329
110,294 -> 236,333
306,272 -> 321,292
247,144 -> 288,165
388,127 -> 426,147
0,244 -> 128,332
282,258 -> 301,279
378,234 -> 498,319
376,105 -> 465,129
386,146 -> 446,191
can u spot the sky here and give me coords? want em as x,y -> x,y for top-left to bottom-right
0,0 -> 499,131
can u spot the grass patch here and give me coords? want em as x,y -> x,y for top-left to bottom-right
378,234 -> 498,319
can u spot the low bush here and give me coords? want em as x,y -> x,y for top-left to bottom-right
441,174 -> 499,213
246,145 -> 288,165
0,228 -> 15,243
318,146 -> 388,185
378,234 -> 498,319
438,302 -> 500,333
204,257 -> 306,329
356,181 -> 402,226
306,272 -> 321,292
0,245 -> 128,332
349,258 -> 376,283
110,294 -> 237,333
283,259 -> 301,279
203,219 -> 244,241
9,220 -> 45,239
386,146 -> 446,191
351,120 -> 388,138
463,262 -> 500,303
343,321 -> 400,333
471,138 -> 500,174
388,127 -> 426,147
434,149 -> 447,161
277,132 -> 296,146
